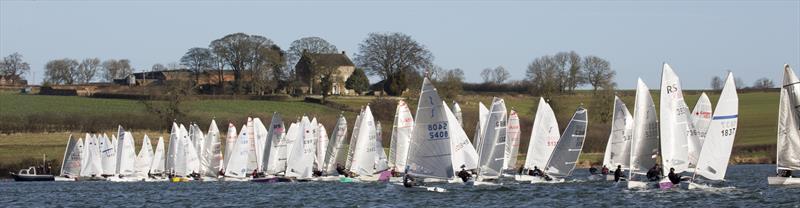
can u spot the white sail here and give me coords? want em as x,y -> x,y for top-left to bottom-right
778,65 -> 800,171
60,135 -> 83,177
476,97 -> 507,179
283,122 -> 299,171
406,78 -> 454,179
80,135 -> 103,177
114,125 -> 125,175
245,118 -> 258,173
444,101 -> 480,172
99,133 -> 116,175
223,123 -> 237,171
629,79 -> 659,179
202,120 -> 222,177
524,97 -> 561,170
694,72 -> 739,181
225,121 -> 252,178
316,122 -> 328,171
545,107 -> 589,177
264,113 -> 286,175
253,118 -> 268,172
349,107 -> 388,176
689,92 -> 713,167
346,111 -> 363,170
453,101 -> 463,126
191,124 -> 205,167
504,110 -> 521,170
473,102 -> 490,145
117,131 -> 137,176
603,96 -> 633,169
134,135 -> 153,178
324,115 -> 348,175
389,100 -> 414,172
166,123 -> 178,175
150,136 -> 165,175
376,120 -> 389,172
184,125 -> 201,175
659,63 -> 692,173
286,117 -> 315,179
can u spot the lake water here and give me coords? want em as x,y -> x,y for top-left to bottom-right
1,164 -> 797,207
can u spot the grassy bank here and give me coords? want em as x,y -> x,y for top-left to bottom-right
0,89 -> 781,176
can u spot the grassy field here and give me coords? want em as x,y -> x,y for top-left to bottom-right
0,89 -> 781,176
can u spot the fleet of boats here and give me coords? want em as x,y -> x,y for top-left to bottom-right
13,64 -> 799,189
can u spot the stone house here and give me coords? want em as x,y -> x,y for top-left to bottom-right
295,51 -> 356,95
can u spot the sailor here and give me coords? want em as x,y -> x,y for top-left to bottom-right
403,168 -> 415,188
518,166 -> 525,175
335,163 -> 346,176
390,167 -> 399,177
779,169 -> 792,177
646,164 -> 661,181
530,166 -> 543,177
667,168 -> 680,185
589,166 -> 598,175
601,165 -> 609,175
457,165 -> 472,183
614,165 -> 623,182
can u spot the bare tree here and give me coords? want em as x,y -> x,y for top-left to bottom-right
493,66 -> 510,84
735,77 -> 746,89
583,56 -> 615,91
711,76 -> 723,90
526,55 -> 560,96
434,68 -> 464,100
180,47 -> 214,85
354,32 -> 433,95
752,78 -> 774,89
210,33 -> 281,94
552,51 -> 583,93
102,59 -> 133,81
75,58 -> 100,84
0,53 -> 31,77
287,37 -> 338,67
481,68 -> 494,83
44,58 -> 79,85
151,63 -> 166,72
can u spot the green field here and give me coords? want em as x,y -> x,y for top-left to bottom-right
0,89 -> 781,176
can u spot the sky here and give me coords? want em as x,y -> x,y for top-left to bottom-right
1,0 -> 798,89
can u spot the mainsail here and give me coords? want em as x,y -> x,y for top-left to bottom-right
201,120 -> 222,177
225,122 -> 252,178
444,101 -> 479,172
349,106 -> 388,176
345,110 -> 363,170
689,92 -> 713,166
60,136 -> 83,177
324,115 -> 348,175
476,97 -> 507,179
286,117 -> 315,179
524,97 -> 560,170
253,118 -> 268,172
693,72 -> 738,181
223,123 -> 237,170
473,102 -> 490,145
777,64 -> 800,171
134,135 -> 154,178
99,133 -> 116,175
629,79 -> 659,179
388,100 -> 414,172
406,78 -> 455,179
150,136 -> 165,175
659,63 -> 692,173
453,101 -> 463,126
603,96 -> 633,169
316,122 -> 328,171
545,107 -> 589,178
117,131 -> 137,176
264,113 -> 286,175
80,134 -> 103,177
504,110 -> 521,170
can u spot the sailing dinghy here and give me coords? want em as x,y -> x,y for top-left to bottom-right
602,96 -> 633,181
516,97 -> 560,182
768,64 -> 800,185
538,107 -> 589,183
627,79 -> 660,189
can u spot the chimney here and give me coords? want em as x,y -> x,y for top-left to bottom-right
342,50 -> 346,55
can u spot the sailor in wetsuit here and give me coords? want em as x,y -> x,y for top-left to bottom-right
457,165 -> 472,183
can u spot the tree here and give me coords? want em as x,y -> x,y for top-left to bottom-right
481,68 -> 494,83
435,68 -> 464,100
151,63 -> 167,72
553,51 -> 583,93
493,66 -> 510,84
735,77 -> 746,89
180,47 -> 214,85
583,56 -> 615,91
75,58 -> 100,84
102,59 -> 133,81
44,58 -> 79,85
287,37 -> 338,67
346,68 -> 370,94
0,53 -> 30,77
526,55 -> 560,96
752,78 -> 774,89
354,32 -> 433,96
210,33 -> 281,94
711,76 -> 723,90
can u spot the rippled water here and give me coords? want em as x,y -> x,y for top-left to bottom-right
1,165 -> 798,207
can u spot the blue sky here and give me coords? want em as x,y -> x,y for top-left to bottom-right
1,0 -> 798,89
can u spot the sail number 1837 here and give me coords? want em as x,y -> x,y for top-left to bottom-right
721,127 -> 736,137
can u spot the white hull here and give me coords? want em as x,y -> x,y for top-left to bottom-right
392,182 -> 448,192
222,177 -> 251,182
768,176 -> 800,185
107,177 -> 145,182
311,176 -> 342,182
627,180 -> 652,189
54,176 -> 77,181
144,177 -> 168,182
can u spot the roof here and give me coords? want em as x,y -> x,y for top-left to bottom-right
302,52 -> 355,67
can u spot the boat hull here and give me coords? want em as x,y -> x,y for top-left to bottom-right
767,176 -> 800,185
11,173 -> 54,182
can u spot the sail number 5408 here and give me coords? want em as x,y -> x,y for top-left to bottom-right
428,122 -> 449,140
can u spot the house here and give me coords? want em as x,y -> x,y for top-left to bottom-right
130,69 -> 239,86
0,74 -> 27,86
295,51 -> 356,95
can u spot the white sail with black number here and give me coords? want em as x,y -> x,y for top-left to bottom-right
350,107 -> 388,176
476,97 -> 507,179
694,72 -> 738,181
286,117 -> 315,179
660,63 -> 692,173
777,65 -> 800,172
389,100 -> 414,172
524,97 -> 561,170
324,115 -> 348,175
60,136 -> 83,177
629,79 -> 660,181
406,78 -> 455,180
689,92 -> 713,167
264,113 -> 286,175
545,107 -> 588,178
603,96 -> 633,169
225,119 -> 252,178
99,133 -> 116,176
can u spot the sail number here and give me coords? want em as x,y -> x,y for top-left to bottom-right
428,122 -> 449,140
721,127 -> 736,136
